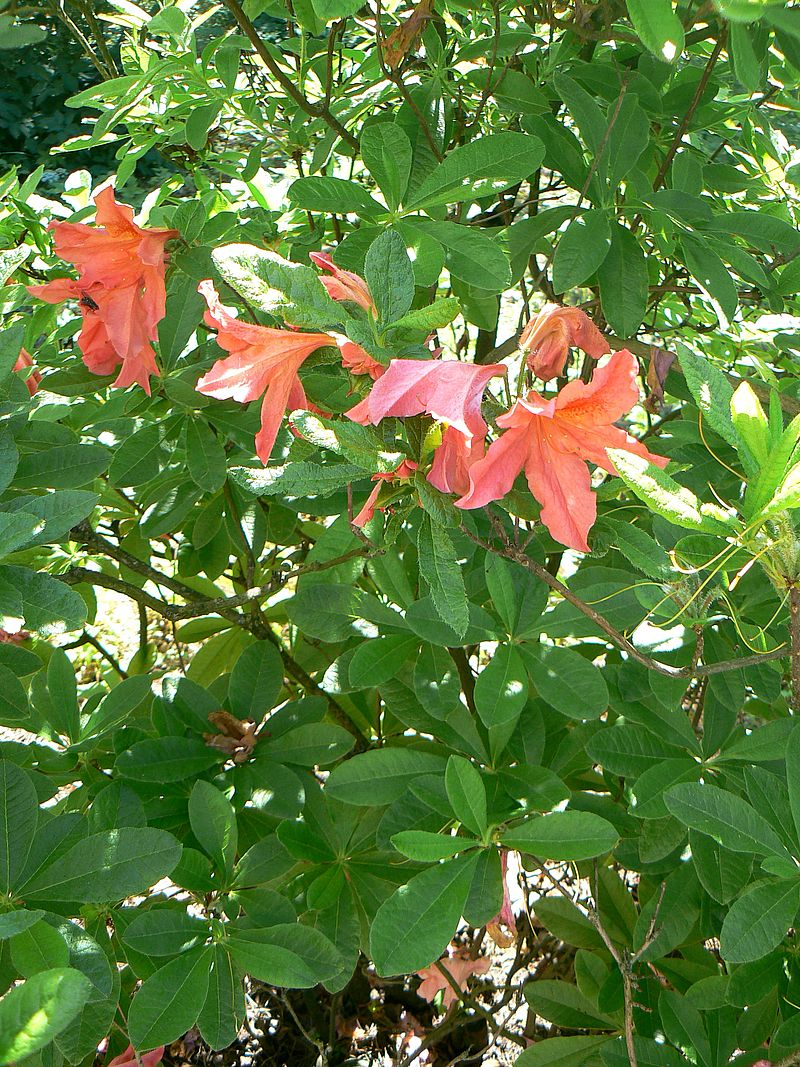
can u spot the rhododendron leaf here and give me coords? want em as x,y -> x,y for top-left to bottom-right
211,245 -> 346,331
226,924 -> 342,987
665,783 -> 788,857
370,852 -> 479,975
597,224 -> 648,337
501,811 -> 619,861
290,411 -> 405,471
0,968 -> 92,1066
197,945 -> 244,1051
626,0 -> 685,61
445,756 -> 488,836
229,461 -> 366,498
361,123 -> 412,209
608,449 -> 737,534
405,133 -> 544,211
390,830 -> 477,860
720,879 -> 800,963
677,345 -> 740,450
128,947 -> 211,1051
552,210 -> 611,293
364,229 -> 414,325
289,177 -> 387,218
416,514 -> 469,639
388,296 -> 461,332
189,781 -> 238,876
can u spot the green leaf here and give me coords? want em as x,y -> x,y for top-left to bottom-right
608,450 -> 736,534
289,177 -> 386,218
607,93 -> 650,188
365,228 -> 414,325
785,725 -> 800,848
389,297 -> 461,332
230,461 -> 365,498
0,910 -> 45,939
14,444 -> 110,490
445,756 -> 488,837
186,418 -> 227,493
122,910 -> 209,956
361,123 -> 412,209
189,781 -> 238,876
10,920 -> 69,977
46,648 -> 80,742
226,924 -> 342,987
0,760 -> 37,894
0,246 -> 29,287
390,831 -> 477,860
523,979 -> 616,1030
552,210 -> 611,293
0,429 -> 19,496
626,0 -> 685,60
128,947 -> 211,1051
211,244 -> 345,331
197,944 -> 244,1051
517,1036 -> 613,1067
325,748 -> 446,805
501,811 -> 619,861
0,968 -> 92,1066
158,271 -> 205,367
108,425 -> 169,487
682,235 -> 739,328
413,643 -> 461,718
403,219 -> 512,291
263,723 -> 354,766
474,645 -> 528,730
530,646 -> 608,721
288,411 -> 404,471
79,675 -> 152,742
0,512 -> 42,557
416,514 -> 469,640
229,641 -> 283,719
370,852 -> 479,975
597,224 -> 648,337
665,782 -> 788,857
348,634 -> 418,688
0,566 -> 87,636
720,879 -> 800,963
0,664 -> 30,723
22,827 -> 182,902
406,133 -> 544,210
116,737 -> 220,782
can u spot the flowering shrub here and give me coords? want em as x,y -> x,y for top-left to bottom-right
4,1 -> 800,1065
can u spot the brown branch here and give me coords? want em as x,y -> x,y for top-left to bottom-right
222,0 -> 359,150
462,522 -> 787,680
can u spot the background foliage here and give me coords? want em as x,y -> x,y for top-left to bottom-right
3,0 -> 800,1065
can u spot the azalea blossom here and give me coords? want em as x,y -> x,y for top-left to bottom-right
310,251 -> 376,315
416,953 -> 490,1009
338,339 -> 385,380
457,350 -> 668,552
107,1044 -> 164,1067
352,459 -> 418,528
347,359 -> 507,495
13,349 -> 41,396
196,280 -> 337,464
26,187 -> 177,393
519,303 -> 610,382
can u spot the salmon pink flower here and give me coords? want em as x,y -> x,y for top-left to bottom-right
338,339 -> 385,380
346,359 -> 506,494
352,459 -> 417,528
196,280 -> 337,464
107,1044 -> 164,1067
416,953 -> 491,1009
520,303 -> 610,382
13,350 -> 41,396
26,187 -> 177,394
457,350 -> 668,552
310,251 -> 376,315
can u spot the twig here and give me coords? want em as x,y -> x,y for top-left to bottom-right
222,0 -> 358,150
462,522 -> 788,680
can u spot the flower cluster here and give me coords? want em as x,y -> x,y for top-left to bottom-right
28,187 -> 177,394
30,213 -> 666,552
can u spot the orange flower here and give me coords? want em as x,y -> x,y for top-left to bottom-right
352,459 -> 417,528
27,187 -> 177,394
338,339 -> 385,380
195,280 -> 336,464
519,303 -> 609,381
416,953 -> 490,1009
457,350 -> 667,551
13,349 -> 41,396
310,251 -> 376,315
